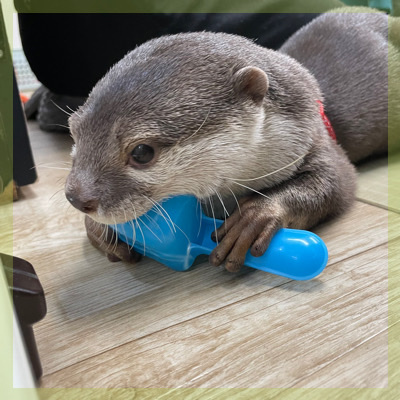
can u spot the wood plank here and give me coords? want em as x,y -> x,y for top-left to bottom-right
38,388 -> 284,400
388,153 -> 400,214
12,122 -> 393,389
356,157 -> 388,210
27,121 -> 74,164
40,244 -> 387,388
23,202 -> 393,377
292,331 -> 388,388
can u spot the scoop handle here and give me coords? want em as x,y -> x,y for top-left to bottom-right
190,215 -> 328,280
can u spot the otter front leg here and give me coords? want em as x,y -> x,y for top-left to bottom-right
85,216 -> 142,263
210,146 -> 357,272
209,196 -> 285,272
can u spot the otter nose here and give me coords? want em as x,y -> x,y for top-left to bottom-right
66,192 -> 99,214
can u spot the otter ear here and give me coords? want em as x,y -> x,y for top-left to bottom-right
233,66 -> 269,105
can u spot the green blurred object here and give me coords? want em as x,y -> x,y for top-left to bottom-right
388,15 -> 400,156
0,4 -> 13,195
341,0 -> 393,13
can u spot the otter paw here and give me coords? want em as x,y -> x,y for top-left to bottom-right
209,197 -> 282,272
84,216 -> 142,264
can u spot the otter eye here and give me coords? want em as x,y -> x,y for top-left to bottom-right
130,144 -> 155,165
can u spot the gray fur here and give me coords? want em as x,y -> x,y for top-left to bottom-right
65,23 -> 386,270
66,31 -> 326,224
280,12 -> 388,163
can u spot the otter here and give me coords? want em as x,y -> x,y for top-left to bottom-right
65,12 -> 388,273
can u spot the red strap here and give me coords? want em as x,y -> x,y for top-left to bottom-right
317,100 -> 336,141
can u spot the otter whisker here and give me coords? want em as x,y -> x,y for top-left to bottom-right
180,106 -> 211,144
227,187 -> 242,217
105,216 -> 118,254
133,208 -> 146,257
215,191 -> 230,217
122,209 -> 134,252
215,190 -> 228,236
120,224 -> 130,253
154,201 -> 176,234
35,166 -> 71,171
226,153 -> 305,182
124,198 -> 137,251
100,222 -> 109,246
51,197 -> 68,209
197,199 -> 203,239
143,195 -> 175,236
47,123 -> 70,130
66,105 -> 77,114
171,221 -> 191,247
231,181 -> 272,200
104,222 -> 114,253
50,100 -> 74,117
203,199 -> 210,216
144,196 -> 174,234
138,216 -> 162,243
112,217 -> 119,254
114,223 -> 120,254
65,203 -> 75,217
126,195 -> 147,249
128,219 -> 137,250
56,176 -> 68,186
50,196 -> 67,206
152,207 -> 175,237
35,161 -> 72,167
49,188 -> 66,202
145,195 -> 176,234
144,214 -> 165,241
208,196 -> 219,245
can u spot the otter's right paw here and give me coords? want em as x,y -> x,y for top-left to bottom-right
84,216 -> 142,263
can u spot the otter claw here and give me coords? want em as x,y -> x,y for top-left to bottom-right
209,197 -> 282,272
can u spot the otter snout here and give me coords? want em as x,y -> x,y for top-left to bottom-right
65,174 -> 99,215
66,191 -> 98,214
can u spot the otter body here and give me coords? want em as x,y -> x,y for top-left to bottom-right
280,11 -> 388,163
65,14 -> 387,272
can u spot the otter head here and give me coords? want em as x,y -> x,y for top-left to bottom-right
65,33 -> 270,224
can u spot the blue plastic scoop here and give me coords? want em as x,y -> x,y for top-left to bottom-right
112,195 -> 328,280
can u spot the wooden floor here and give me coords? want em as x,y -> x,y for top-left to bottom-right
11,121 -> 399,389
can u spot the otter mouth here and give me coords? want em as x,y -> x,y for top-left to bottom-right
86,210 -> 140,226
85,199 -> 155,226
85,212 -> 129,226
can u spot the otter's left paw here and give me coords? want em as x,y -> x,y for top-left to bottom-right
209,197 -> 283,272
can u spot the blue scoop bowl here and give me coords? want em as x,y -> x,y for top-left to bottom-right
112,195 -> 328,280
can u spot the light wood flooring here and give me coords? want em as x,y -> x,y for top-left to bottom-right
10,121 -> 399,390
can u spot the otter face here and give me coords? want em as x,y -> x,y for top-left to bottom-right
65,33 -> 270,224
